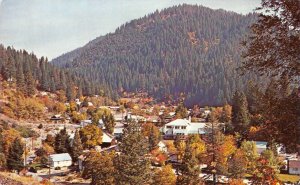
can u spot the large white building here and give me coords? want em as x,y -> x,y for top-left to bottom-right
162,119 -> 207,139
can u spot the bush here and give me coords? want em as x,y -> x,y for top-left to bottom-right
54,167 -> 61,170
38,123 -> 43,129
28,167 -> 37,173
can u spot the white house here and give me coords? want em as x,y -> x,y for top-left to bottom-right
162,119 -> 207,139
49,153 -> 72,168
288,159 -> 300,175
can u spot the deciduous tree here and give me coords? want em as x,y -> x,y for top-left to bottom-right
80,124 -> 102,149
83,151 -> 115,185
152,164 -> 176,185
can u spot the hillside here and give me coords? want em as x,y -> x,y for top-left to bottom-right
0,45 -> 103,99
52,4 -> 259,106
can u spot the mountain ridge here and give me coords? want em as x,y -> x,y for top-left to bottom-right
52,4 -> 259,106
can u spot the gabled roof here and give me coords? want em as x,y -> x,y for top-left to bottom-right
103,132 -> 114,143
165,119 -> 190,126
50,153 -> 72,162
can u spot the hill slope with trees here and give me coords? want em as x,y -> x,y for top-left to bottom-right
0,45 -> 103,100
52,4 -> 259,106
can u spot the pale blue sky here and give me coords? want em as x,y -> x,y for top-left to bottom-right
0,0 -> 260,59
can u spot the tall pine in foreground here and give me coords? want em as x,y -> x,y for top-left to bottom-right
114,121 -> 151,185
70,130 -> 83,163
177,139 -> 203,185
7,138 -> 24,172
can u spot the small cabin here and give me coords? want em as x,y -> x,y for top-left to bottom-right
49,153 -> 72,168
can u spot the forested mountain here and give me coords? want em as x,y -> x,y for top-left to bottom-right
52,4 -> 259,106
0,45 -> 102,100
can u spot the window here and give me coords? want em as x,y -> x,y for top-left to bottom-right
293,168 -> 299,171
175,126 -> 180,129
166,126 -> 172,129
181,126 -> 186,129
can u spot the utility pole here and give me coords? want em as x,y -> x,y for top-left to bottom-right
212,121 -> 216,185
48,153 -> 51,180
208,112 -> 217,185
24,140 -> 27,169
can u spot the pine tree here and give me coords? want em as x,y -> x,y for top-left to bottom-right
66,83 -> 75,101
16,64 -> 26,94
25,72 -> 36,96
7,138 -> 24,172
232,91 -> 250,137
148,125 -> 159,151
70,130 -> 83,163
54,128 -> 70,153
177,139 -> 202,185
114,121 -> 151,185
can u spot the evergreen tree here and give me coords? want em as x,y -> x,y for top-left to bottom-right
16,64 -> 26,94
66,83 -> 75,101
70,130 -> 83,163
54,127 -> 70,153
7,138 -> 24,172
177,139 -> 202,185
232,91 -> 250,137
25,72 -> 36,96
148,125 -> 160,151
114,121 -> 151,185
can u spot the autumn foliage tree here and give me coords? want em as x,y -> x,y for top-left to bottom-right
152,164 -> 176,185
80,124 -> 103,149
177,138 -> 203,185
241,0 -> 300,152
142,123 -> 161,151
83,151 -> 115,185
242,0 -> 300,81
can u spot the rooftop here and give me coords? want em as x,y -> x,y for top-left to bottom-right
50,153 -> 72,162
165,119 -> 190,126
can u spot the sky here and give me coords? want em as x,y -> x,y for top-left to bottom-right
0,0 -> 261,60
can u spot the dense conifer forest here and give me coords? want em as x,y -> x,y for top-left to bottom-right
52,4 -> 261,106
0,45 -> 103,100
